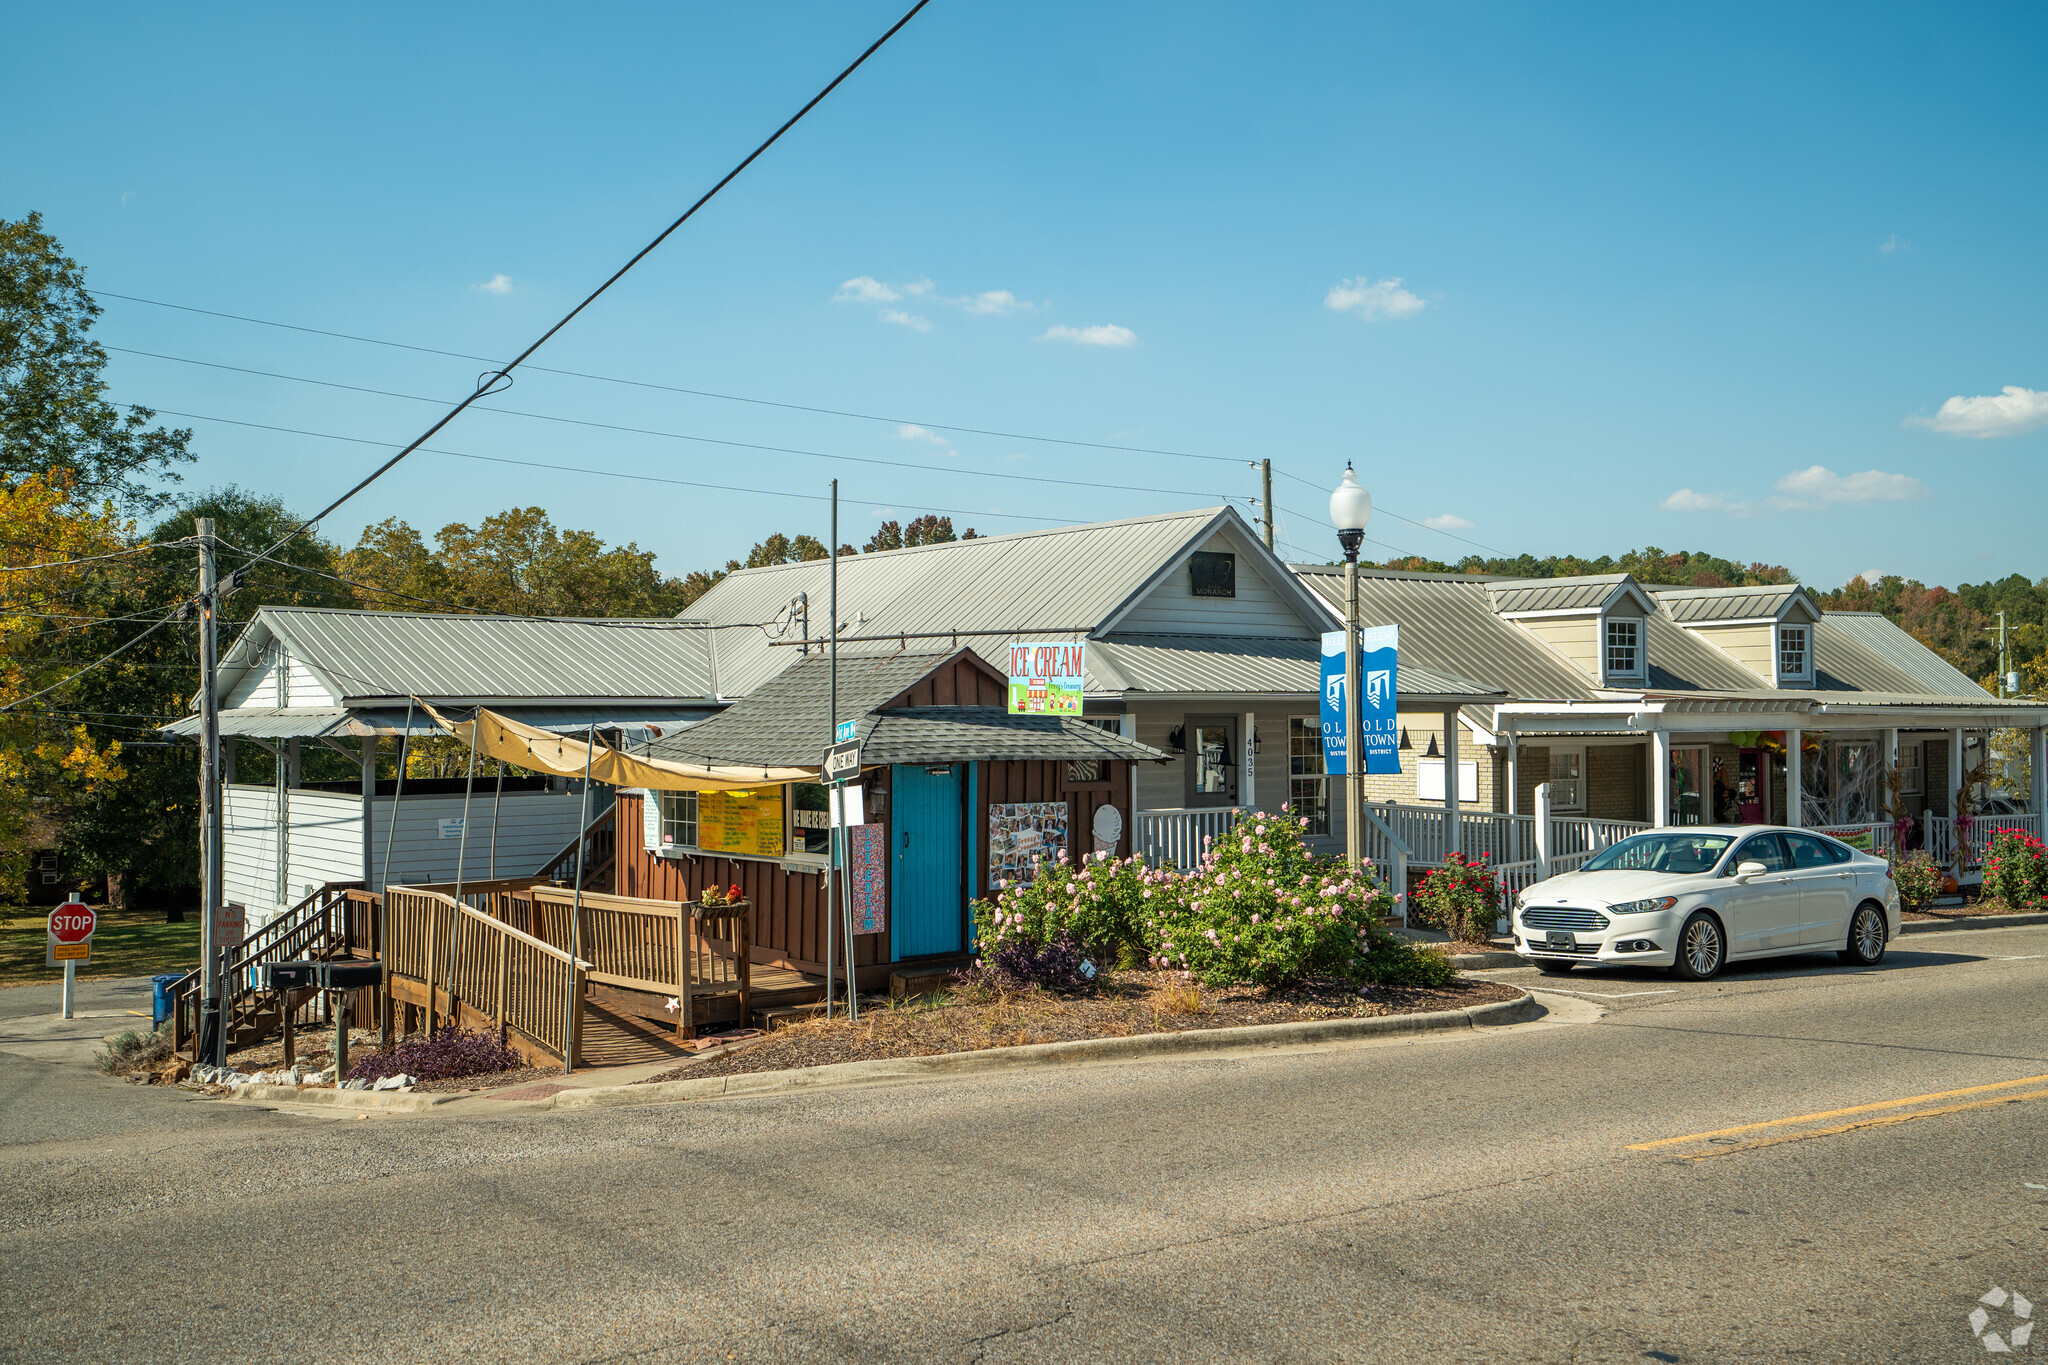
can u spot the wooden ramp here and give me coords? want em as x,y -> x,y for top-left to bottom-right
575,1001 -> 693,1068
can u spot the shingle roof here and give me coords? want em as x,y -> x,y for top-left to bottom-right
1087,633 -> 1502,702
214,607 -> 717,705
1483,574 -> 1637,615
1650,584 -> 1817,623
643,649 -> 1164,767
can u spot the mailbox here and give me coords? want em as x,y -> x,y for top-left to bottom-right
246,960 -> 320,991
313,960 -> 384,990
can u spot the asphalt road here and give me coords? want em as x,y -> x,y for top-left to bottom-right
3,925 -> 2045,1364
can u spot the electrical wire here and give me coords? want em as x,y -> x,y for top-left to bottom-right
137,405 -> 1089,529
0,539 -> 194,572
230,0 -> 931,584
0,606 -> 194,713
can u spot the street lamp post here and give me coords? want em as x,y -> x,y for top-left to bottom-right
1328,464 -> 1374,872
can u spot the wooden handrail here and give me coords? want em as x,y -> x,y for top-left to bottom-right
534,797 -> 616,886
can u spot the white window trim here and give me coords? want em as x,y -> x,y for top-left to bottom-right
1776,623 -> 1812,685
1547,743 -> 1587,812
1286,714 -> 1331,836
1603,615 -> 1644,682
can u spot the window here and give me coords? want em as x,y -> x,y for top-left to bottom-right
1188,551 -> 1236,598
1547,746 -> 1585,811
37,850 -> 58,885
1899,742 -> 1922,795
1779,625 -> 1810,681
1580,832 -> 1734,874
1605,618 -> 1641,678
791,783 -> 831,856
1669,746 -> 1708,825
1785,832 -> 1851,868
1728,833 -> 1791,875
1065,759 -> 1107,784
659,791 -> 698,849
1288,717 -> 1329,836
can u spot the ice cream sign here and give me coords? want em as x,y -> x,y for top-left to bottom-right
1006,642 -> 1086,715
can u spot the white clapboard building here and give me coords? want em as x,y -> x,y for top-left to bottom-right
167,607 -> 721,928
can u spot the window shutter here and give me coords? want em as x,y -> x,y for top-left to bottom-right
641,790 -> 661,851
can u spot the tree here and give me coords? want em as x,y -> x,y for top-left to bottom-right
342,507 -> 689,618
864,514 -> 974,553
1,213 -> 194,514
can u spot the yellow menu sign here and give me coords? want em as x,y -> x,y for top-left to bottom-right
697,787 -> 785,858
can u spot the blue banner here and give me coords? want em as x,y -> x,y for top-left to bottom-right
1320,625 -> 1401,777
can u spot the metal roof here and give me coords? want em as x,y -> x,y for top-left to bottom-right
1483,574 -> 1642,615
680,506 -> 1338,699
164,702 -> 714,740
644,649 -> 1163,768
1649,584 -> 1818,623
1817,613 -> 1992,698
212,607 -> 718,705
1087,633 -> 1502,702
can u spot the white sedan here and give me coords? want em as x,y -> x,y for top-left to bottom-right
1511,825 -> 1902,980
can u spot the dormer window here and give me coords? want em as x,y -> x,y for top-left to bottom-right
1779,625 -> 1810,682
1605,618 -> 1641,679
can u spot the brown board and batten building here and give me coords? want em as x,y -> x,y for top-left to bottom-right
613,648 -> 1164,986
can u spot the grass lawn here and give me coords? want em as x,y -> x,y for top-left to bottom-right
0,903 -> 201,989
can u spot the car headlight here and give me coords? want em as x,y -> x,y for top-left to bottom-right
1607,896 -> 1679,915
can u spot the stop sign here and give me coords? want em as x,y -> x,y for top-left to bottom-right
48,901 -> 95,943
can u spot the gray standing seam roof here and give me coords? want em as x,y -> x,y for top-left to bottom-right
1817,613 -> 1992,698
1650,584 -> 1814,624
1087,633 -> 1501,701
214,606 -> 717,705
1483,574 -> 1636,615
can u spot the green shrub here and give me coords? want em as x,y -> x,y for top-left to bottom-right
1145,808 -> 1444,988
1409,852 -> 1502,943
1982,829 -> 2048,911
973,852 -> 1164,970
1888,848 -> 1943,910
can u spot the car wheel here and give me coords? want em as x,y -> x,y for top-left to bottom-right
1533,959 -> 1577,976
1670,912 -> 1725,981
1838,903 -> 1887,965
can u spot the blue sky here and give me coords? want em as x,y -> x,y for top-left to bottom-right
6,2 -> 2045,588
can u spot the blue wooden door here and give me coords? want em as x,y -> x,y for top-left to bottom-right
892,764 -> 963,959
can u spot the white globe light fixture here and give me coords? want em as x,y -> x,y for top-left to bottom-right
1328,462 -> 1374,875
1329,463 -> 1373,561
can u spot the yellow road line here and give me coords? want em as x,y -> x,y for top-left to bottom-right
1674,1087 -> 2048,1161
1628,1072 -> 2048,1151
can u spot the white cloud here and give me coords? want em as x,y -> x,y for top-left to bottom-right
834,275 -> 898,304
960,289 -> 1025,316
1421,513 -> 1473,531
1772,465 -> 1928,505
1324,276 -> 1426,320
1661,488 -> 1746,514
901,278 -> 935,297
879,310 -> 931,333
1039,323 -> 1137,347
897,424 -> 950,445
1853,568 -> 1887,586
1879,233 -> 1903,254
1905,386 -> 2048,439
473,273 -> 514,296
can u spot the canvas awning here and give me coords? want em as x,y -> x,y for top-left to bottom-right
419,702 -> 816,792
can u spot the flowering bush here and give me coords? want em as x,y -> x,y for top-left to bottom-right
1409,852 -> 1502,943
346,1027 -> 522,1084
1982,828 -> 2048,910
973,852 -> 1164,969
966,934 -> 1101,993
1144,808 -> 1450,989
1887,849 -> 1943,910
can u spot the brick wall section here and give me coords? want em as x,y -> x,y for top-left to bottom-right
1506,743 -> 1648,822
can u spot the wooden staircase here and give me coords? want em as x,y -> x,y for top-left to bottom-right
534,800 -> 617,893
169,881 -> 379,1060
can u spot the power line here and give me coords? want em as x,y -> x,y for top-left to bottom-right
112,359 -> 1249,504
234,0 -> 932,583
0,606 -> 194,713
0,539 -> 194,572
135,404 -> 1089,529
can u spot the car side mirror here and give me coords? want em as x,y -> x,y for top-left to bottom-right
1733,860 -> 1768,881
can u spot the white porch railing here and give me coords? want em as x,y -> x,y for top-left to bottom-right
1809,821 -> 1900,859
1925,812 -> 2043,873
1135,807 -> 1237,870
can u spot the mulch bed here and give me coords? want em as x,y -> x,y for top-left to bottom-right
637,971 -> 1523,1084
1903,901 -> 2040,922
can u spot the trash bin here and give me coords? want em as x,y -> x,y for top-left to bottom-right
151,973 -> 183,1028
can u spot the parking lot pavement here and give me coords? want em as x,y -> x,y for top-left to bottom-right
0,973 -> 159,1022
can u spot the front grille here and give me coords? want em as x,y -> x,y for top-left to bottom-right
1526,941 -> 1600,956
1520,907 -> 1611,932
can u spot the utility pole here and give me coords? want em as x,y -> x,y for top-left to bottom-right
1998,611 -> 2010,698
1260,459 -> 1274,552
196,517 -> 225,1064
826,481 -> 838,1020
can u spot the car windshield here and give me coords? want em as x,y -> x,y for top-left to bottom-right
1578,832 -> 1736,875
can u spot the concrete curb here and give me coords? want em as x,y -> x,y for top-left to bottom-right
228,1082 -> 462,1112
1903,911 -> 2048,935
1445,950 -> 1524,969
548,990 -> 1543,1111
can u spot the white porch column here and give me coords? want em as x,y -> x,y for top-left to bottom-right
1785,728 -> 1803,828
1651,730 -> 1672,828
1505,731 -> 1519,817
1949,726 -> 1965,815
1442,707 -> 1461,858
2031,726 -> 2046,818
1241,711 -> 1257,811
1534,781 -> 1553,879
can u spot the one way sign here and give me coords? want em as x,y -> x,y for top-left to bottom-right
823,740 -> 862,784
